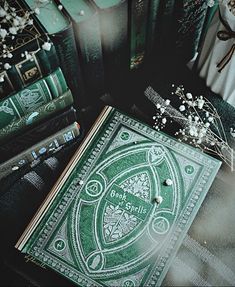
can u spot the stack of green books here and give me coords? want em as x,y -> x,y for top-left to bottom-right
0,0 -> 83,180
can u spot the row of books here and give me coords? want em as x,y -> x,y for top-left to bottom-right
1,0 -> 219,106
0,0 -> 218,180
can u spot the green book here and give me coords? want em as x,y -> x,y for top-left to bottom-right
0,0 -> 59,98
22,0 -> 83,107
175,0 -> 209,62
60,0 -> 105,105
154,0 -> 176,52
0,89 -> 73,143
146,0 -> 161,57
92,0 -> 128,92
0,122 -> 80,181
16,106 -> 221,286
0,68 -> 67,129
129,0 -> 150,69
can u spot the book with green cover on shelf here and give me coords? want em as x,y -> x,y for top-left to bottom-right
0,0 -> 59,98
60,0 -> 105,105
16,106 -> 221,286
92,0 -> 128,92
0,68 -> 67,129
0,107 -> 77,163
22,0 -> 83,107
0,89 -> 74,143
129,0 -> 150,69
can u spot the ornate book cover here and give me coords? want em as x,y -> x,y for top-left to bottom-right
0,67 -> 68,129
16,106 -> 221,286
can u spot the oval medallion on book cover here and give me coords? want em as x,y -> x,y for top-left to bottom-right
70,142 -> 183,279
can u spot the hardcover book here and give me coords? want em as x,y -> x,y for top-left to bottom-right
60,0 -> 105,105
22,0 -> 82,107
0,121 -> 80,181
129,0 -> 149,69
0,89 -> 74,143
0,107 -> 77,162
0,68 -> 68,129
16,106 -> 221,286
92,0 -> 128,93
0,0 -> 59,98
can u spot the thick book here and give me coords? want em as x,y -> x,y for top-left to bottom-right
0,68 -> 67,129
16,106 -> 221,286
0,121 -> 80,181
154,0 -> 176,53
129,0 -> 150,69
22,0 -> 82,107
146,0 -> 161,57
0,89 -> 74,143
0,0 -> 59,98
0,107 -> 77,163
174,0 -> 209,63
60,0 -> 105,105
92,0 -> 128,93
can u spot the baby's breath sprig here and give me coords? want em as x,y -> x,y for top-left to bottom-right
145,85 -> 234,169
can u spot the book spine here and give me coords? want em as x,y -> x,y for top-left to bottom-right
0,122 -> 80,181
155,0 -> 176,52
129,0 -> 149,69
50,21 -> 84,107
197,1 -> 219,56
0,89 -> 74,142
175,0 -> 209,62
94,0 -> 128,91
0,68 -> 67,129
146,0 -> 161,56
75,10 -> 105,102
0,46 -> 59,99
0,107 -> 77,162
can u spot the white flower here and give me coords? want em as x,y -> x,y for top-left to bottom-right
189,126 -> 198,137
13,18 -> 20,26
165,179 -> 173,186
4,63 -> 11,70
230,128 -> 235,138
156,103 -> 161,109
42,42 -> 52,51
186,92 -> 193,99
162,118 -> 167,124
58,5 -> 63,10
9,27 -> 18,35
179,105 -> 185,112
0,28 -> 7,39
160,107 -> 165,113
197,98 -> 205,109
207,0 -> 215,7
0,75 -> 4,82
165,99 -> 170,105
155,196 -> 163,204
7,53 -> 13,58
34,8 -> 40,15
0,8 -> 7,17
194,116 -> 199,122
205,122 -> 210,128
208,117 -> 214,122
